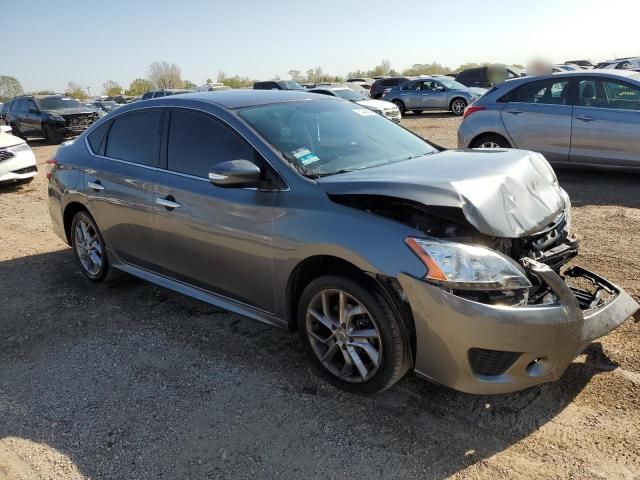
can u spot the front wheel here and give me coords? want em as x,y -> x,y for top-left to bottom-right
298,275 -> 410,395
43,124 -> 63,144
450,98 -> 467,116
471,134 -> 511,149
392,100 -> 405,115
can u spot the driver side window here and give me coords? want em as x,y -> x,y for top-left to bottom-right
402,81 -> 419,91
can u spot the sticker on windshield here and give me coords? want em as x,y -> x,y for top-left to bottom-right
353,108 -> 376,117
292,148 -> 320,166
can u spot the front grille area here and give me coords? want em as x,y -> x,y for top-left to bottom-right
468,348 -> 521,376
0,149 -> 15,162
12,166 -> 37,174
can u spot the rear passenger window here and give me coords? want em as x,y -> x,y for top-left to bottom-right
167,110 -> 253,177
502,79 -> 569,105
87,121 -> 111,155
105,110 -> 163,166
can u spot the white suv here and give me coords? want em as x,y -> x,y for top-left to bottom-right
0,125 -> 37,184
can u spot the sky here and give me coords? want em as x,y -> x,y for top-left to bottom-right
4,0 -> 640,95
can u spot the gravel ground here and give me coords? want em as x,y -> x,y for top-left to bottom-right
1,113 -> 639,480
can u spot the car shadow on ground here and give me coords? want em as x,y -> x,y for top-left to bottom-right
0,248 -> 618,478
555,167 -> 640,209
401,110 -> 458,119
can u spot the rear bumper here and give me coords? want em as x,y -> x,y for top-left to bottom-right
398,260 -> 639,394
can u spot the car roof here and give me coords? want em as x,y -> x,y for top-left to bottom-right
171,90 -> 338,109
501,69 -> 640,86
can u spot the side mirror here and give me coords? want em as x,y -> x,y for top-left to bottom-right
0,125 -> 12,134
209,159 -> 261,188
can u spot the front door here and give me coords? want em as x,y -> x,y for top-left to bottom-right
153,109 -> 279,312
500,77 -> 572,163
570,77 -> 640,167
420,80 -> 449,109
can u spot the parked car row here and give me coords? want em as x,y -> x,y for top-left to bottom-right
0,124 -> 37,184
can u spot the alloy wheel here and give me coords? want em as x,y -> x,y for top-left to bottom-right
451,99 -> 467,115
393,100 -> 405,115
479,141 -> 502,148
74,219 -> 104,276
306,289 -> 382,383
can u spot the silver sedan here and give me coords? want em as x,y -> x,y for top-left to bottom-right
457,70 -> 640,169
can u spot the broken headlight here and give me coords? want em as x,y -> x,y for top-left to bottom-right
405,237 -> 532,291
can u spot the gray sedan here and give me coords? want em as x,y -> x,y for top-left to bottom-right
382,76 -> 487,115
48,91 -> 638,395
458,70 -> 640,169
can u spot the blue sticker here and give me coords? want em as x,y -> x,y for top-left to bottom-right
292,148 -> 320,166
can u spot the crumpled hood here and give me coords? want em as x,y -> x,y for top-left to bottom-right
44,108 -> 95,116
318,149 -> 567,238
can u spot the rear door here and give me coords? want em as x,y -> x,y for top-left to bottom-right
397,80 -> 421,109
85,109 -> 163,269
570,77 -> 640,167
153,108 -> 280,312
499,77 -> 572,162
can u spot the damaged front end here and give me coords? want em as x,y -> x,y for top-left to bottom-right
331,192 -> 639,394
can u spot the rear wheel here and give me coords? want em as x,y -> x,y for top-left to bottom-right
392,100 -> 405,115
298,275 -> 410,395
471,133 -> 511,149
70,210 -> 118,283
450,98 -> 467,116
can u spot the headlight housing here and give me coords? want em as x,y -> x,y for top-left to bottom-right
7,143 -> 32,153
405,237 -> 532,291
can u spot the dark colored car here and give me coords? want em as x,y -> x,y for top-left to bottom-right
47,90 -> 638,395
141,89 -> 194,100
369,77 -> 412,99
455,66 -> 524,88
4,95 -> 98,144
0,102 -> 10,125
253,80 -> 306,91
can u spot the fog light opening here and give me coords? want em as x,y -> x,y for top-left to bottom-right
526,357 -> 547,377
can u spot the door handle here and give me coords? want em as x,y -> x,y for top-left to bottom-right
576,115 -> 595,122
506,110 -> 523,115
156,196 -> 182,210
87,181 -> 104,191
400,94 -> 407,96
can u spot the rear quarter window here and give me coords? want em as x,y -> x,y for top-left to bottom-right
87,121 -> 111,155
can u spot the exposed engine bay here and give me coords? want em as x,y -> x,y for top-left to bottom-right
330,194 -> 604,309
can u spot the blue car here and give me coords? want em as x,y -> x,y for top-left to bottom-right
383,76 -> 487,116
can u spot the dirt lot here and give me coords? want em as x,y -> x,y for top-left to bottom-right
1,114 -> 639,480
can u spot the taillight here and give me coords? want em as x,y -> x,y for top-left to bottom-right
45,159 -> 58,180
463,105 -> 486,119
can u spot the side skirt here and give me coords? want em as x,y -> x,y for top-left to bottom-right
109,249 -> 287,330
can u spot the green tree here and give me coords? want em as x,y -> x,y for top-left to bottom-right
217,72 -> 254,89
102,80 -> 122,96
183,80 -> 197,89
126,78 -> 155,96
0,75 -> 23,102
402,62 -> 451,76
66,81 -> 88,100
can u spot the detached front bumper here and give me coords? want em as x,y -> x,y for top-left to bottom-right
398,260 -> 639,394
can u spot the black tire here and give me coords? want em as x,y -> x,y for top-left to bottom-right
449,97 -> 468,116
70,210 -> 119,283
298,275 -> 410,395
392,100 -> 405,115
470,133 -> 511,149
412,110 -> 423,115
43,124 -> 63,144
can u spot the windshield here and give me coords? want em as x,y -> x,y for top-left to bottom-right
436,78 -> 466,90
278,81 -> 305,90
239,100 -> 437,177
332,88 -> 368,101
36,97 -> 82,110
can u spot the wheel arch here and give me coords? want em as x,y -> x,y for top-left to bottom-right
449,96 -> 468,110
468,131 -> 512,149
285,254 -> 416,363
62,201 -> 90,245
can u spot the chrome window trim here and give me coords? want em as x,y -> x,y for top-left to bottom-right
84,104 -> 290,192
